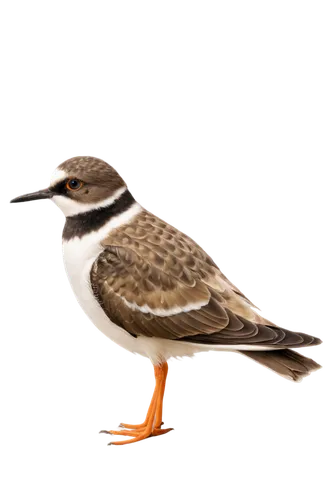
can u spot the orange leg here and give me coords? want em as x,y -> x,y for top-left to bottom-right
120,363 -> 171,431
152,363 -> 170,437
118,365 -> 161,430
100,361 -> 173,445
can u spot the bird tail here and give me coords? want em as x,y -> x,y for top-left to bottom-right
240,349 -> 321,382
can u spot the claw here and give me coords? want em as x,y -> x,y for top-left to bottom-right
99,430 -> 111,435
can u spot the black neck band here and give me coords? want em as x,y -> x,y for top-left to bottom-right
63,189 -> 136,240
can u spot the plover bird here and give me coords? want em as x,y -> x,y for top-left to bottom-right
11,156 -> 322,445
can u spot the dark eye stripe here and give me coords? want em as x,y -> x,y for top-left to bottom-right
50,180 -> 68,195
50,179 -> 83,195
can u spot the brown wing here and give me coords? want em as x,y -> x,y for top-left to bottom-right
90,210 -> 320,348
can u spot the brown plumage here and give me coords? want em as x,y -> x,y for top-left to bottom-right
91,209 -> 321,353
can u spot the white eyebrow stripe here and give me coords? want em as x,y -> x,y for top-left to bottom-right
50,168 -> 67,186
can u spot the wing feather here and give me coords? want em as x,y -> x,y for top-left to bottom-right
90,210 -> 320,348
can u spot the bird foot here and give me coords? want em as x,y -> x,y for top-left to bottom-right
120,419 -> 146,430
119,418 -> 175,437
151,427 -> 173,436
99,425 -> 173,445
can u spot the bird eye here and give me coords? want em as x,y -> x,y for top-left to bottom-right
66,179 -> 83,191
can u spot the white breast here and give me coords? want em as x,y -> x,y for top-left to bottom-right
62,203 -> 143,356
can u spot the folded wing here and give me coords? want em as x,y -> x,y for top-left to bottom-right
90,210 -> 320,348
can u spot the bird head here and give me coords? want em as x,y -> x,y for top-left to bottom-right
10,156 -> 127,216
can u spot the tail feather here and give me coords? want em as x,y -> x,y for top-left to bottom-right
240,349 -> 321,382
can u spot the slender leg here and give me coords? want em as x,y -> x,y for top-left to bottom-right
119,364 -> 162,430
100,361 -> 173,445
150,362 -> 171,438
120,363 -> 171,435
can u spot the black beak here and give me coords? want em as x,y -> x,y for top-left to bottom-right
10,188 -> 54,203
